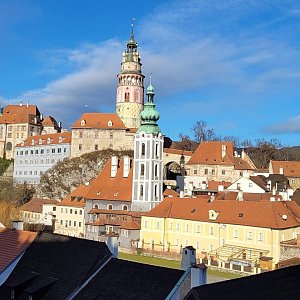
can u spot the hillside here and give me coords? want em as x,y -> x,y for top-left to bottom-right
35,149 -> 133,199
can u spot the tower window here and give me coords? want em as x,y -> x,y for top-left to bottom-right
141,143 -> 145,156
155,164 -> 158,177
155,144 -> 158,156
125,92 -> 130,102
140,184 -> 144,196
141,164 -> 145,176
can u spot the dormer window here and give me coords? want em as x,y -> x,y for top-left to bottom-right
47,138 -> 51,144
59,136 -> 64,143
81,119 -> 86,126
39,139 -> 42,145
108,120 -> 113,127
208,209 -> 219,221
31,139 -> 34,145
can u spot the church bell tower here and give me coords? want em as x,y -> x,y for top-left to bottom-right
116,21 -> 144,129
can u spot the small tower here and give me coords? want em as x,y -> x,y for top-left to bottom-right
116,20 -> 145,129
131,82 -> 164,212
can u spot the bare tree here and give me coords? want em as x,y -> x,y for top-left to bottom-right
191,121 -> 216,142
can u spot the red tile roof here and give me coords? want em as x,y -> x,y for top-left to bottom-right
42,116 -> 59,127
20,198 -> 59,213
270,160 -> 300,177
16,131 -> 71,147
0,104 -> 40,125
60,157 -> 133,207
207,181 -> 231,190
72,113 -> 127,130
163,148 -> 193,156
145,197 -> 300,229
163,188 -> 179,197
84,157 -> 133,202
187,141 -> 253,170
0,228 -> 37,272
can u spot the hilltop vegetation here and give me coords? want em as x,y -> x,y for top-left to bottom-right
35,149 -> 133,199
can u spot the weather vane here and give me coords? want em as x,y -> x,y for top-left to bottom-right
150,73 -> 153,85
131,17 -> 135,36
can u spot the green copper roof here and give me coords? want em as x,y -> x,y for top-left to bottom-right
137,84 -> 161,134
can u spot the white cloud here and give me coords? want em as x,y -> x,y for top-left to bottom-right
266,115 -> 300,134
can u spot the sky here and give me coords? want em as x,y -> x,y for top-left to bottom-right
1,0 -> 300,146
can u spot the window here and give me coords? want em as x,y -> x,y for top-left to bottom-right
53,207 -> 56,211
41,149 -> 44,154
144,220 -> 148,228
248,231 -> 253,240
154,185 -> 158,197
210,226 -> 214,235
176,223 -> 180,231
61,208 -> 63,213
222,169 -> 225,175
196,241 -> 199,249
211,169 -> 215,175
123,205 -> 128,211
156,222 -> 160,229
109,133 -> 113,139
70,209 -> 73,214
258,233 -> 263,241
204,169 -> 208,175
141,143 -> 145,156
6,142 -> 12,150
94,144 -> 98,151
155,164 -> 158,177
35,150 -> 38,154
125,92 -> 130,102
107,204 -> 113,210
79,144 -> 82,150
196,225 -> 200,233
234,229 -> 238,238
249,183 -> 253,187
93,204 -> 99,209
60,220 -> 63,225
30,150 -> 34,154
65,208 -> 68,213
140,184 -> 144,196
140,164 -> 145,176
186,224 -> 189,232
169,222 -> 173,230
79,210 -> 82,215
7,126 -> 12,132
193,169 -> 197,175
74,221 -> 76,227
57,148 -> 61,153
79,222 -> 82,227
155,144 -> 158,156
95,132 -> 99,138
75,210 -> 77,214
69,220 -> 71,226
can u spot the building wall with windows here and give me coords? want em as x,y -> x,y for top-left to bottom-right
140,197 -> 300,267
0,104 -> 43,159
13,132 -> 71,185
55,205 -> 85,237
71,113 -> 135,158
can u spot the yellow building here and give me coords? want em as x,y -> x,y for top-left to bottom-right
0,104 -> 42,159
140,197 -> 300,271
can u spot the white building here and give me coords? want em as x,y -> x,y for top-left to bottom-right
131,83 -> 164,212
13,132 -> 71,185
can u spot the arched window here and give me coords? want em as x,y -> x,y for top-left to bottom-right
123,205 -> 128,211
125,92 -> 130,102
154,184 -> 158,197
141,164 -> 145,176
155,144 -> 158,156
140,184 -> 144,197
6,142 -> 12,151
107,204 -> 113,210
93,204 -> 99,209
141,143 -> 145,156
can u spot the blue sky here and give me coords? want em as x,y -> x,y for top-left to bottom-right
1,0 -> 300,146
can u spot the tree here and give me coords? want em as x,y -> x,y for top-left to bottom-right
176,134 -> 195,151
191,121 -> 216,142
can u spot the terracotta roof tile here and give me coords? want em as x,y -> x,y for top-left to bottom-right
145,197 -> 300,229
270,160 -> 300,177
42,116 -> 59,127
71,113 -> 127,129
187,141 -> 253,170
207,181 -> 231,190
20,198 -> 59,213
163,188 -> 179,197
0,228 -> 37,272
16,131 -> 71,147
163,148 -> 193,156
58,184 -> 89,207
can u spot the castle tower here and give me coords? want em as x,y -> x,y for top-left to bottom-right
116,22 -> 144,129
132,83 -> 164,212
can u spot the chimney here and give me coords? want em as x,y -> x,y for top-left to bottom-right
19,102 -> 23,106
218,185 -> 224,192
26,102 -> 29,108
241,149 -> 246,159
58,121 -> 62,129
111,156 -> 119,178
221,144 -> 227,159
279,167 -> 284,175
191,263 -> 207,288
237,190 -> 243,201
272,186 -> 276,195
180,191 -> 184,198
123,156 -> 130,178
106,236 -> 118,257
40,113 -> 43,121
12,220 -> 24,230
181,246 -> 196,271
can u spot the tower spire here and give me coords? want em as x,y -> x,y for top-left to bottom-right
131,17 -> 135,38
